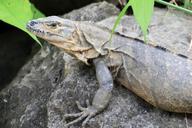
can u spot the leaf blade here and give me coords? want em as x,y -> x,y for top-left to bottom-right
0,0 -> 44,45
130,0 -> 154,41
110,1 -> 131,40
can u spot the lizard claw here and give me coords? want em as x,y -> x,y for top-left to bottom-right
64,100 -> 98,127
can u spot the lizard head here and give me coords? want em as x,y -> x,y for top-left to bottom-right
26,16 -> 76,42
26,16 -> 99,64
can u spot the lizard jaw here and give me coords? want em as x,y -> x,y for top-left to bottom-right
26,22 -> 45,37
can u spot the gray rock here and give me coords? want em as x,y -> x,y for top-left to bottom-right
0,1 -> 192,128
62,1 -> 119,21
0,29 -> 35,90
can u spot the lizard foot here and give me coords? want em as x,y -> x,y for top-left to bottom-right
64,100 -> 98,127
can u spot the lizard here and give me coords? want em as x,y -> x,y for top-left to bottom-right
26,10 -> 192,127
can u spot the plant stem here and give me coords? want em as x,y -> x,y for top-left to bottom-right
155,0 -> 192,15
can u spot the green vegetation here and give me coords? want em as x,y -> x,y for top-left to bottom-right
0,0 -> 44,45
156,0 -> 192,14
184,0 -> 192,9
111,0 -> 154,42
112,0 -> 192,42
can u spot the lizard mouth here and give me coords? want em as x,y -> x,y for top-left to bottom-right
26,22 -> 45,36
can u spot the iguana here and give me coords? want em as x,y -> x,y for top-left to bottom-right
26,9 -> 192,127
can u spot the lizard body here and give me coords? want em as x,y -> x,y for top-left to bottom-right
26,9 -> 192,126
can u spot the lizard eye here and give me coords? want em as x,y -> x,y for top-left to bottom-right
47,23 -> 58,29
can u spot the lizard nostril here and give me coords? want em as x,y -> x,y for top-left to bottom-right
30,21 -> 37,26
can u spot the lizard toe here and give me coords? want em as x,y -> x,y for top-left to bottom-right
64,101 -> 98,127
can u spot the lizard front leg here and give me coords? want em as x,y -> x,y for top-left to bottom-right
64,58 -> 113,127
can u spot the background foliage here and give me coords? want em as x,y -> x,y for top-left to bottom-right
0,0 -> 44,45
113,0 -> 192,42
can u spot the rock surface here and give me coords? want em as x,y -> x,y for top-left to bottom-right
0,2 -> 192,128
0,25 -> 36,90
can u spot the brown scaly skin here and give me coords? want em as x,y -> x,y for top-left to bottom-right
26,15 -> 192,127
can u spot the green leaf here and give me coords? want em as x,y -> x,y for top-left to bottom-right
110,2 -> 131,40
130,0 -> 154,42
0,0 -> 44,45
